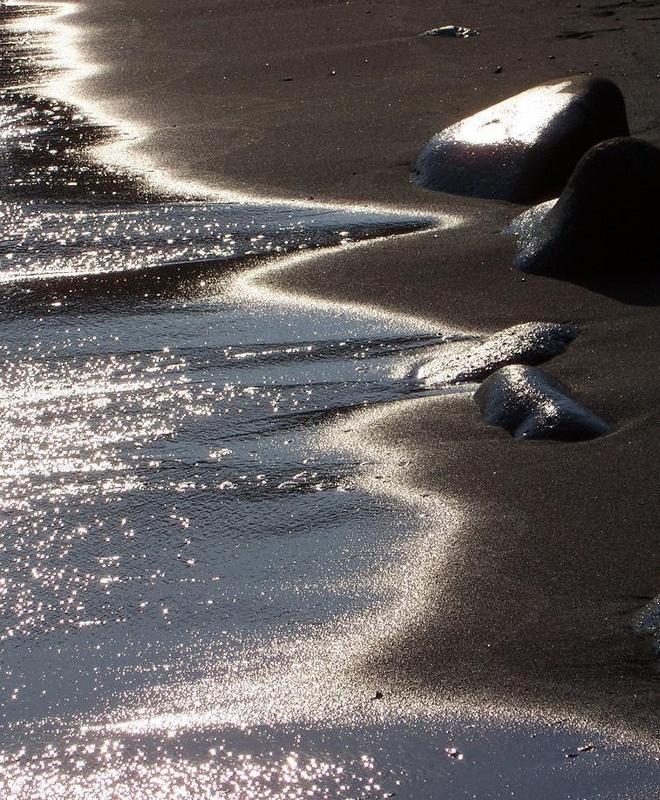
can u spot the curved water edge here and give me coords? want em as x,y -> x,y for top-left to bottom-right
1,0 -> 463,216
0,2 -> 658,798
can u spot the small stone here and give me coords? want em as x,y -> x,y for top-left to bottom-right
632,594 -> 660,658
420,25 -> 479,39
474,365 -> 608,441
494,65 -> 503,73
416,322 -> 579,386
566,744 -> 594,758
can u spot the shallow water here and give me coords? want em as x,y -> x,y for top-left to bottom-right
0,3 -> 658,798
0,273 -> 443,717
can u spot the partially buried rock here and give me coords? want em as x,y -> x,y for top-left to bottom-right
509,137 -> 660,284
413,77 -> 629,203
633,594 -> 660,660
474,365 -> 608,441
417,322 -> 579,386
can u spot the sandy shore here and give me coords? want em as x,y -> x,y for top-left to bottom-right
69,0 -> 659,733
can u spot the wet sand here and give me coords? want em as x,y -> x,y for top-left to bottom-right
70,0 -> 659,732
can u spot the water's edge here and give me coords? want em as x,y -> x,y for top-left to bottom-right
0,3 -> 658,799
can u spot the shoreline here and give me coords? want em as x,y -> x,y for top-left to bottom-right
43,0 -> 660,206
319,398 -> 659,746
6,0 -> 659,740
4,1 -> 465,216
338,394 -> 659,739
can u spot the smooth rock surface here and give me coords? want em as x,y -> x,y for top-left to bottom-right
510,137 -> 660,286
417,322 -> 579,385
413,77 -> 629,203
474,365 -> 608,441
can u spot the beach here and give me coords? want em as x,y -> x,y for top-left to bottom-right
0,0 -> 660,792
64,0 -> 660,730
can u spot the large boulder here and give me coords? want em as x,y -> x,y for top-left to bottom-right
417,321 -> 579,385
509,137 -> 660,285
474,365 -> 608,441
413,77 -> 629,203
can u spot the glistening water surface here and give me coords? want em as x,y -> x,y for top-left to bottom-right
0,2 -> 658,798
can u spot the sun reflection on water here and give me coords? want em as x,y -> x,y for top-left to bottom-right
0,3 -> 658,799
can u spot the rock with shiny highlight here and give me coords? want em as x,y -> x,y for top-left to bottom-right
474,365 -> 608,441
413,77 -> 629,203
417,322 -> 579,386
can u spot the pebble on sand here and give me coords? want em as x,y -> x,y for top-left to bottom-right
474,365 -> 608,441
417,321 -> 579,386
420,25 -> 479,39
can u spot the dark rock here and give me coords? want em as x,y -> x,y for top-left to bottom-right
509,137 -> 660,288
474,365 -> 608,441
413,77 -> 629,203
633,595 -> 660,659
417,322 -> 579,386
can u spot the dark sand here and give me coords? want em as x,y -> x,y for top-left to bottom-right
72,0 -> 659,733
